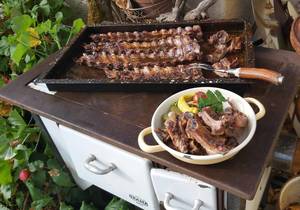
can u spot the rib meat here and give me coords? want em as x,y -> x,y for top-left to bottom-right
186,117 -> 228,155
103,64 -> 203,81
198,109 -> 225,135
84,35 -> 196,52
212,57 -> 239,77
90,25 -> 203,42
77,42 -> 202,68
165,116 -> 189,153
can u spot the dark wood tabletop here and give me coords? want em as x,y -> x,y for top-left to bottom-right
0,47 -> 299,200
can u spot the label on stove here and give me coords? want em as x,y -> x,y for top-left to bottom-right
129,194 -> 148,207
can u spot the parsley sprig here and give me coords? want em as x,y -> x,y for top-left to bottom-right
198,90 -> 227,113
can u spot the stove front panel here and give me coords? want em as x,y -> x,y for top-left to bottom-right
60,125 -> 159,210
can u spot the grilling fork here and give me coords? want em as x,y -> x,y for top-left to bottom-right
188,63 -> 284,85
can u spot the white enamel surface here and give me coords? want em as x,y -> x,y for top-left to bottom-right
40,117 -> 91,190
151,169 -> 217,210
60,125 -> 159,210
151,87 -> 258,165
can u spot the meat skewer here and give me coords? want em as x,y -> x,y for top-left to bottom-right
103,64 -> 204,81
77,42 -> 202,68
84,35 -> 196,52
90,25 -> 203,42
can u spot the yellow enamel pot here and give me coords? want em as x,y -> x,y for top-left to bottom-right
138,87 -> 265,165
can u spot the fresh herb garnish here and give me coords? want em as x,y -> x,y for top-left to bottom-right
198,90 -> 227,113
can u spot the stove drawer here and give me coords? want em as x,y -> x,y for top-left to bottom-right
151,169 -> 217,210
60,125 -> 159,210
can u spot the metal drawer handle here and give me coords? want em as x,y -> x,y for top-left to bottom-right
84,155 -> 116,175
164,192 -> 203,210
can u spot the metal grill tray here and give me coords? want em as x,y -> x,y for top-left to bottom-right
36,19 -> 254,92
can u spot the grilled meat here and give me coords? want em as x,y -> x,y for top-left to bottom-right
212,57 -> 239,77
206,31 -> 242,64
208,30 -> 230,45
84,35 -> 196,52
227,36 -> 242,52
90,25 -> 203,42
199,108 -> 224,136
186,117 -> 228,155
156,102 -> 246,155
77,42 -> 202,68
103,64 -> 204,81
164,114 -> 189,153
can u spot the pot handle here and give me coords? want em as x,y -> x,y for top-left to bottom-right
138,127 -> 165,153
244,97 -> 266,120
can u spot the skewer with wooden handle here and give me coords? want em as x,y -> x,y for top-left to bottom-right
227,67 -> 284,85
189,63 -> 284,85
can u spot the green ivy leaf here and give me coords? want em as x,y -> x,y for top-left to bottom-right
50,170 -> 75,187
4,146 -> 16,160
36,20 -> 52,34
0,37 -> 10,56
25,180 -> 46,201
47,158 -> 61,169
80,201 -> 97,210
0,159 -> 12,184
49,0 -> 64,9
105,197 -> 132,210
72,18 -> 85,34
0,203 -> 10,210
11,15 -> 33,34
47,159 -> 75,187
10,43 -> 28,66
28,160 -> 44,172
39,4 -> 50,17
0,184 -> 12,201
16,191 -> 25,209
60,202 -> 74,210
31,197 -> 53,210
55,12 -> 63,23
8,109 -> 26,127
31,170 -> 46,188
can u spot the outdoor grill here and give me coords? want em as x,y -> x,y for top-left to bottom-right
0,20 -> 299,210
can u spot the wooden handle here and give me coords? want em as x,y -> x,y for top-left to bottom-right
238,68 -> 284,85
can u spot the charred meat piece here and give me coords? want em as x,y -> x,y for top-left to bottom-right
206,45 -> 227,63
233,111 -> 248,128
198,108 -> 225,136
227,36 -> 242,52
206,31 -> 242,64
189,140 -> 207,155
165,115 -> 189,153
90,25 -> 203,42
84,35 -> 195,52
208,30 -> 230,45
77,43 -> 202,68
103,64 -> 204,81
155,128 -> 171,143
186,117 -> 228,155
211,57 -> 239,77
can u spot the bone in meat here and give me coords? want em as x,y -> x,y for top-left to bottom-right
198,110 -> 225,136
90,25 -> 203,42
165,117 -> 189,153
77,42 -> 202,68
186,118 -> 228,155
103,64 -> 204,81
84,35 -> 195,52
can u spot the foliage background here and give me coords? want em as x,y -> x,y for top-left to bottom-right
0,0 -> 134,209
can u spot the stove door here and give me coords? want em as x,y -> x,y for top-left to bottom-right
60,125 -> 159,210
151,169 -> 217,210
